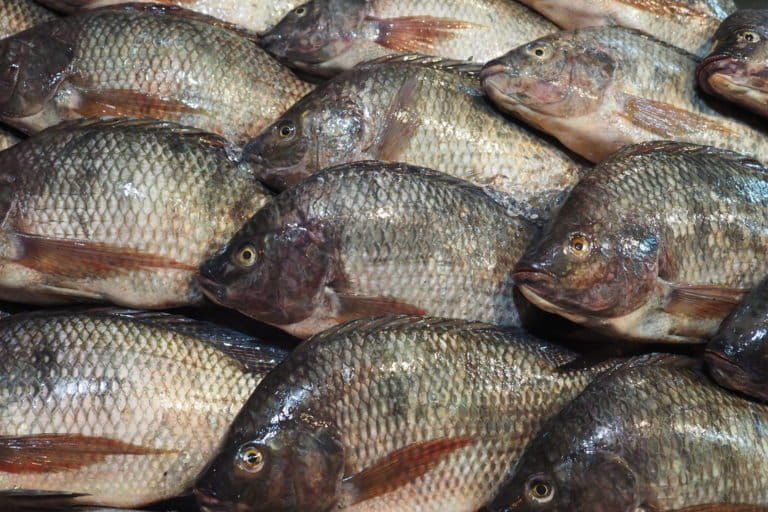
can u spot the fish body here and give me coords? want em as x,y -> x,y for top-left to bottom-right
517,0 -> 735,56
199,162 -> 536,338
0,309 -> 285,508
0,0 -> 55,39
699,10 -> 768,117
34,0 -> 304,33
513,142 -> 768,344
0,118 -> 271,308
194,316 -> 609,512
261,0 -> 556,76
0,4 -> 311,141
490,355 -> 768,512
0,127 -> 18,151
481,26 -> 768,163
244,55 -> 584,218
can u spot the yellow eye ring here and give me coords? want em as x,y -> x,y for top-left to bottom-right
526,476 -> 555,504
277,121 -> 296,140
237,445 -> 265,473
295,6 -> 307,16
568,233 -> 590,256
236,244 -> 258,267
739,30 -> 761,44
527,45 -> 549,59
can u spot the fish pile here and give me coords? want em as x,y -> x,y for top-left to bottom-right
2,1 -> 768,512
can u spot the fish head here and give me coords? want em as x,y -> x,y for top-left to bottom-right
261,0 -> 367,67
481,32 -> 617,121
198,212 -> 335,326
243,89 -> 370,190
698,10 -> 768,105
513,188 -> 659,323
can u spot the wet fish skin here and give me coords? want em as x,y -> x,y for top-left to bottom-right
480,26 -> 768,163
698,10 -> 768,117
513,142 -> 768,344
0,4 -> 311,141
198,161 -> 536,338
0,309 -> 285,508
517,0 -> 735,56
0,118 -> 271,308
243,55 -> 584,218
0,127 -> 19,151
706,275 -> 768,402
0,0 -> 55,39
490,355 -> 768,512
261,0 -> 556,76
194,316 -> 610,512
34,0 -> 304,33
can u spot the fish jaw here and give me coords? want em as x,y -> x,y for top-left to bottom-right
514,269 -> 590,324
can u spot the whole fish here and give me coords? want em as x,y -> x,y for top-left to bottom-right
480,26 -> 768,163
0,118 -> 271,308
33,0 -> 303,34
194,316 -> 611,512
513,142 -> 768,344
0,4 -> 311,141
0,0 -> 55,39
490,355 -> 768,512
0,127 -> 18,151
261,0 -> 556,76
517,0 -> 735,56
707,275 -> 768,401
699,10 -> 768,117
198,162 -> 536,338
0,309 -> 285,509
243,54 -> 584,218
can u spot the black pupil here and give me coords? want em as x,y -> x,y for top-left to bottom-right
574,242 -> 584,251
245,451 -> 259,465
242,249 -> 253,260
535,48 -> 544,56
281,126 -> 292,136
535,483 -> 549,497
747,33 -> 755,42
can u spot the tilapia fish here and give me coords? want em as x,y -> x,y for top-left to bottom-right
514,142 -> 768,344
517,0 -> 735,56
0,118 -> 271,308
699,10 -> 768,117
0,4 -> 311,141
244,54 -> 584,218
0,127 -> 18,151
199,162 -> 536,338
481,26 -> 768,163
707,275 -> 768,402
194,316 -> 610,512
33,0 -> 303,33
491,355 -> 768,512
0,309 -> 285,508
0,0 -> 55,39
261,0 -> 556,76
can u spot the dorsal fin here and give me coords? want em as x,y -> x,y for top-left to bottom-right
574,25 -> 699,61
604,141 -> 768,173
354,53 -> 483,78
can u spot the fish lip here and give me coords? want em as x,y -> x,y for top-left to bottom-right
197,273 -> 229,306
193,488 -> 232,512
697,53 -> 739,94
512,266 -> 558,287
479,61 -> 510,82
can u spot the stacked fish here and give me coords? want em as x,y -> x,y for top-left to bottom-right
2,0 -> 768,511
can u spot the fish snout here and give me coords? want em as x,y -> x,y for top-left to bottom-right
197,261 -> 230,305
194,488 -> 235,512
481,60 -> 524,110
697,53 -> 741,95
260,30 -> 286,57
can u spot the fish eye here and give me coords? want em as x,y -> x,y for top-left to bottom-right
739,30 -> 761,44
567,233 -> 591,257
235,244 -> 258,267
294,6 -> 307,16
527,44 -> 550,59
277,121 -> 296,140
236,444 -> 265,473
526,475 -> 555,504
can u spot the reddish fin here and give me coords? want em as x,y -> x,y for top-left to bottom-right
663,285 -> 747,318
671,505 -> 768,512
73,89 -> 207,119
375,76 -> 422,161
620,94 -> 735,138
0,434 -> 175,473
342,437 -> 473,506
619,0 -> 718,20
15,233 -> 197,278
336,294 -> 427,323
370,16 -> 479,53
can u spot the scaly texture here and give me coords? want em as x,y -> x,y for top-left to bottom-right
195,316 -> 607,512
0,0 -> 55,38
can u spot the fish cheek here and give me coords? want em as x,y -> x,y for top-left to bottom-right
556,47 -> 616,118
569,452 -> 642,512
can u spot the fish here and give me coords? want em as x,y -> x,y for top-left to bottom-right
480,26 -> 768,163
513,141 -> 768,344
198,161 -> 537,338
261,0 -> 556,76
0,126 -> 19,151
706,275 -> 768,402
33,0 -> 304,34
194,315 -> 613,512
243,54 -> 585,218
0,308 -> 285,508
517,0 -> 735,56
698,9 -> 768,118
490,354 -> 768,512
0,0 -> 56,39
0,3 -> 311,141
0,117 -> 272,308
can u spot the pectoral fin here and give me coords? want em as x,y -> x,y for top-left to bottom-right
369,16 -> 479,53
73,89 -> 207,119
375,76 -> 422,162
663,285 -> 747,318
336,294 -> 427,323
620,94 -> 735,138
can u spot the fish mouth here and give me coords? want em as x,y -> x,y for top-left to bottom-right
480,62 -> 523,111
194,489 -> 235,512
513,268 -> 589,324
704,348 -> 759,394
697,53 -> 741,94
197,273 -> 230,307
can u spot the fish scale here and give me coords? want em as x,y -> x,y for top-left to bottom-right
0,0 -> 55,38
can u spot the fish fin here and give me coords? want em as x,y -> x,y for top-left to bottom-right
663,285 -> 747,318
73,89 -> 207,119
620,93 -> 736,138
617,0 -> 720,20
356,53 -> 483,78
342,438 -> 474,506
335,294 -> 427,323
0,490 -> 88,512
12,232 -> 197,278
671,505 -> 768,511
368,16 -> 479,53
606,141 -> 768,174
0,434 -> 175,474
374,76 -> 422,161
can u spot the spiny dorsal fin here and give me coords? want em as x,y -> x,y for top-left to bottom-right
604,141 -> 768,173
354,53 -> 483,78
